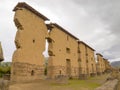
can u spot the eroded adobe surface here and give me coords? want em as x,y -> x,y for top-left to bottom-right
11,2 -> 48,82
78,41 -> 97,78
96,53 -> 105,75
47,23 -> 79,79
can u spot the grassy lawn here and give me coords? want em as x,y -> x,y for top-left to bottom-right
51,74 -> 110,90
69,79 -> 100,89
51,79 -> 100,90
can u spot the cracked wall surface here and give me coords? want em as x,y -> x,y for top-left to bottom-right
11,2 -> 48,82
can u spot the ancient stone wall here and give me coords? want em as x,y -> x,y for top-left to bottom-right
11,2 -> 48,82
47,23 -> 79,79
11,2 -> 112,82
78,41 -> 88,79
96,53 -> 105,75
86,45 -> 96,77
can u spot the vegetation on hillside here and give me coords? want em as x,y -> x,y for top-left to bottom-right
111,61 -> 120,68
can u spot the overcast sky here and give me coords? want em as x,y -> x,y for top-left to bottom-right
0,0 -> 120,62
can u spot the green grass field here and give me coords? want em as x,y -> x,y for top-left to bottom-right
51,74 -> 110,90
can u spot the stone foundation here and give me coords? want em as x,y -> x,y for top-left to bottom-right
97,72 -> 102,76
47,66 -> 66,79
54,75 -> 68,84
90,73 -> 97,77
71,67 -> 79,79
11,62 -> 44,82
47,66 -> 79,79
79,74 -> 88,79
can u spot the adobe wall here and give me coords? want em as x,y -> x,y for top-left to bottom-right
104,59 -> 112,72
11,3 -> 48,82
86,47 -> 96,77
96,54 -> 105,75
78,42 -> 88,79
47,24 -> 79,79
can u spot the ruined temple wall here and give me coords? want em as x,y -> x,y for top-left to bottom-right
104,59 -> 111,71
78,43 -> 87,77
69,38 -> 79,78
11,3 -> 48,82
102,59 -> 106,72
90,50 -> 97,75
86,47 -> 96,76
96,54 -> 104,74
47,24 -> 79,79
47,25 -> 68,78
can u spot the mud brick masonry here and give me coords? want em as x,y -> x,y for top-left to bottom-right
47,23 -> 79,79
11,2 -> 49,81
78,41 -> 97,79
11,2 -> 112,82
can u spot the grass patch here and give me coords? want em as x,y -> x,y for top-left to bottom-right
51,79 -> 100,90
68,79 -> 100,89
50,74 -> 110,90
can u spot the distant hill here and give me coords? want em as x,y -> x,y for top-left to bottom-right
111,61 -> 120,68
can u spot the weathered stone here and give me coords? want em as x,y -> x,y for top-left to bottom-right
10,2 -> 113,83
96,53 -> 106,75
54,75 -> 68,84
79,74 -> 88,79
0,79 -> 9,90
11,2 -> 48,82
78,41 -> 97,78
0,42 -> 4,61
11,62 -> 44,82
47,23 -> 79,79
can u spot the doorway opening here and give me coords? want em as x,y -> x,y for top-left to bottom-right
66,59 -> 71,78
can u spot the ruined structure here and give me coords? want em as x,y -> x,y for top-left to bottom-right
47,23 -> 79,79
104,59 -> 112,72
11,2 -> 49,82
85,43 -> 96,77
11,2 -> 112,82
78,41 -> 87,79
78,41 -> 97,78
0,42 -> 4,61
96,53 -> 105,75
